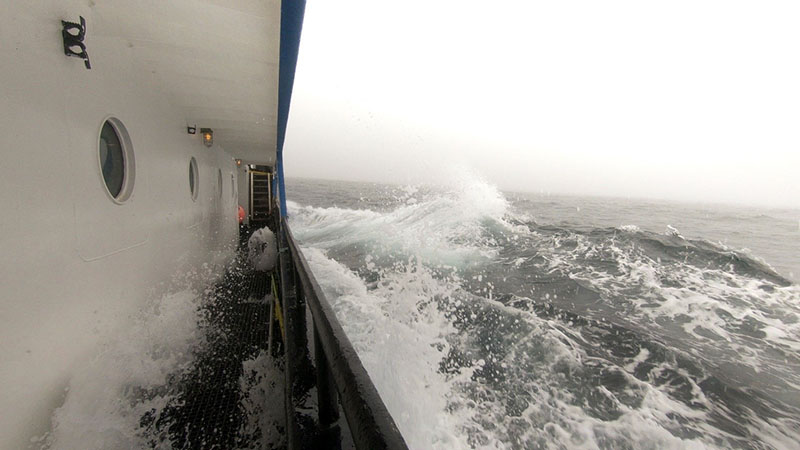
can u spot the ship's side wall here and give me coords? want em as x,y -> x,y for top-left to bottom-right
0,2 -> 240,447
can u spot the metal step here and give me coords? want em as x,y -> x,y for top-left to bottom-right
249,172 -> 272,219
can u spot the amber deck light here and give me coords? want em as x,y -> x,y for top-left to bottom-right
200,128 -> 213,147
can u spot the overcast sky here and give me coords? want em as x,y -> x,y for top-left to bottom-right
284,0 -> 800,208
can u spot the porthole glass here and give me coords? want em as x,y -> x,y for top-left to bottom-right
217,169 -> 223,199
98,118 -> 134,202
189,157 -> 199,201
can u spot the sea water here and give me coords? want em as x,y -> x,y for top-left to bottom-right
40,173 -> 800,449
287,174 -> 800,449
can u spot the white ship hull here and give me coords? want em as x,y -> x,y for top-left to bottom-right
0,1 -> 282,447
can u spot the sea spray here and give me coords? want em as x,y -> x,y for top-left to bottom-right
44,290 -> 205,449
302,248 -> 474,448
42,253 -> 236,450
238,351 -> 285,448
288,176 -> 800,449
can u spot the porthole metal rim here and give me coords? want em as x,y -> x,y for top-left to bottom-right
97,116 -> 135,205
189,156 -> 199,202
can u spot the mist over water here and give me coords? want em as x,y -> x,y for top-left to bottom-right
287,175 -> 800,449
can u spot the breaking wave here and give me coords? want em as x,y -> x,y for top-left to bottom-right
289,175 -> 800,449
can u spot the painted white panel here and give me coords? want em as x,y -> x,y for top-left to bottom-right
91,0 -> 282,164
0,1 -> 277,447
66,64 -> 150,259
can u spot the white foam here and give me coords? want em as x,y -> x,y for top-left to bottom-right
619,224 -> 641,233
442,308 -> 713,449
43,289 -> 205,449
289,169 -> 512,268
288,175 -> 800,448
299,245 -> 726,449
37,254 -> 238,449
545,228 -> 800,418
302,247 -> 473,449
624,347 -> 651,372
665,225 -> 684,238
238,351 -> 285,448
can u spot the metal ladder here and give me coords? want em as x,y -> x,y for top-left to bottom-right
249,170 -> 272,223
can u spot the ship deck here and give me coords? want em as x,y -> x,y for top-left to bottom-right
140,228 -> 283,448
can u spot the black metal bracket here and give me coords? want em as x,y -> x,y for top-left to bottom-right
61,16 -> 91,69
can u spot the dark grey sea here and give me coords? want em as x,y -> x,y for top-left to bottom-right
288,176 -> 800,449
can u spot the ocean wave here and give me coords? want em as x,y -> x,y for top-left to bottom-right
289,177 -> 800,449
289,173 -> 513,268
301,245 -> 800,448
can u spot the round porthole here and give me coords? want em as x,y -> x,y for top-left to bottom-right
189,157 -> 199,201
98,118 -> 134,202
217,169 -> 223,199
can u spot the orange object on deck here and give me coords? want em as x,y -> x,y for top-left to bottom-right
238,205 -> 245,224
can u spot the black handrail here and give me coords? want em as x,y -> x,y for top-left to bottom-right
282,219 -> 409,450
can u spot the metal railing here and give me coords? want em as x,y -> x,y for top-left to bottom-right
279,219 -> 409,450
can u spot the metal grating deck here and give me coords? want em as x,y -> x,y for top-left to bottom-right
140,249 -> 282,449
